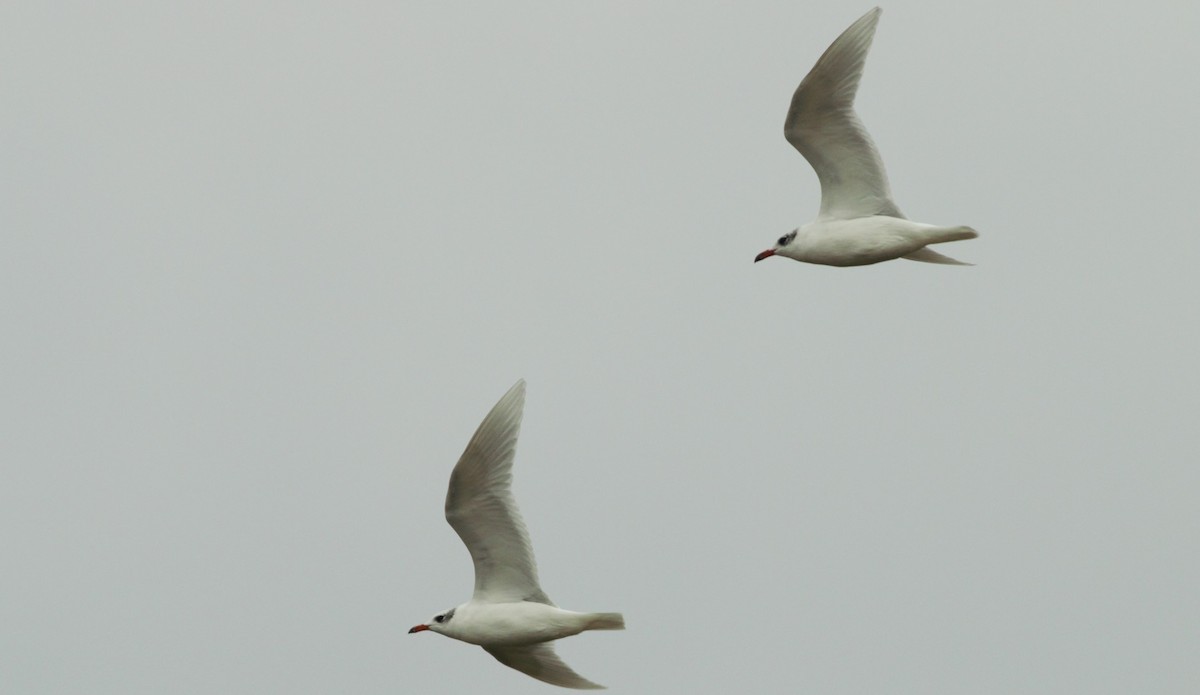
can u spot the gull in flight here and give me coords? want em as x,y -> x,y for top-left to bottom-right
409,380 -> 624,690
754,6 -> 978,267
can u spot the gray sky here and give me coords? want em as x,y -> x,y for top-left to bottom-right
4,1 -> 1199,693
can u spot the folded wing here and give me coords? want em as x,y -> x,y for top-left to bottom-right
484,642 -> 606,690
783,7 -> 903,221
444,380 -> 553,605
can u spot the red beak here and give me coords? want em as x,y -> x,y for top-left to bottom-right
754,249 -> 776,263
408,624 -> 430,634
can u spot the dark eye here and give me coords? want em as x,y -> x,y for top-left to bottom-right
777,236 -> 788,246
433,614 -> 445,623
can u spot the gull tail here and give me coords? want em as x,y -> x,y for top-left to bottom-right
584,612 -> 625,631
929,225 -> 978,244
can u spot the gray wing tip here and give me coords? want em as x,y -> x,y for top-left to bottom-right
490,379 -> 527,425
504,378 -> 526,401
847,6 -> 883,41
837,7 -> 884,52
902,247 -> 974,266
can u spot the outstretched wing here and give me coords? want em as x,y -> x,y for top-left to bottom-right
444,380 -> 553,605
784,7 -> 903,221
484,642 -> 606,690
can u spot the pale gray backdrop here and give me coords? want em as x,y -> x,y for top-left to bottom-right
4,1 -> 1198,693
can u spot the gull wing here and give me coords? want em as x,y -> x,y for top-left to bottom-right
444,380 -> 553,605
484,642 -> 606,690
783,7 -> 903,221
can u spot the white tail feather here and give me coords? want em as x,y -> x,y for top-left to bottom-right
585,613 -> 625,631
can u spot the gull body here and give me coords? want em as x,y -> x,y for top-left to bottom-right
755,6 -> 978,267
421,601 -> 622,648
409,381 -> 623,690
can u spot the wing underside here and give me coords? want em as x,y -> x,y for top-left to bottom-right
783,7 -> 903,221
484,642 -> 605,690
444,380 -> 553,605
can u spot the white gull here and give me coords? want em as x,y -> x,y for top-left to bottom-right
755,7 -> 977,267
409,380 -> 623,690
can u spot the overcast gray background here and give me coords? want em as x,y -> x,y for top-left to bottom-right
4,1 -> 1199,693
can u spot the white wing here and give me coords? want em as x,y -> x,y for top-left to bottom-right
444,379 -> 552,605
484,642 -> 605,690
784,7 -> 903,221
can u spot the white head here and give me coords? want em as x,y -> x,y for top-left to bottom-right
408,606 -> 458,637
754,229 -> 798,263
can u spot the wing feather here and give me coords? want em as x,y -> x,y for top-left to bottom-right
444,380 -> 552,605
484,642 -> 606,690
783,7 -> 903,220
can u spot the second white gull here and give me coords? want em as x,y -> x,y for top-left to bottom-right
754,6 -> 978,267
